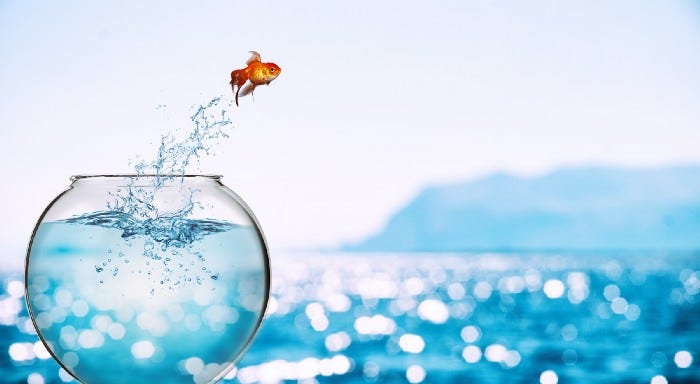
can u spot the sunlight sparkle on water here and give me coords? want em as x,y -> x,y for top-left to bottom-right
131,340 -> 156,359
107,322 -> 126,340
417,299 -> 449,324
540,370 -> 559,384
560,324 -> 577,342
460,325 -> 481,343
7,280 -> 25,298
77,329 -> 104,349
399,334 -> 425,354
354,315 -> 396,336
543,279 -> 565,299
473,281 -> 493,301
462,345 -> 482,363
363,361 -> 379,379
62,352 -> 78,368
325,331 -> 351,352
484,344 -> 508,363
324,293 -> 352,312
33,341 -> 51,360
58,368 -> 75,382
447,283 -> 465,300
403,277 -> 425,296
182,357 -> 205,374
604,284 -> 621,301
674,350 -> 693,368
27,373 -> 45,384
235,355 -> 351,383
9,342 -> 35,362
406,365 -> 426,383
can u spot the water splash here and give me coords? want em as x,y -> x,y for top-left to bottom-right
133,97 -> 233,178
61,96 -> 237,283
90,96 -> 236,244
64,211 -> 238,249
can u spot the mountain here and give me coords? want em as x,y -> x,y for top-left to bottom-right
345,165 -> 700,252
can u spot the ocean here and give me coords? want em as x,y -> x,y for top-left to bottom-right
2,251 -> 699,383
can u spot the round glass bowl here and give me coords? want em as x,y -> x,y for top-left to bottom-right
25,175 -> 269,384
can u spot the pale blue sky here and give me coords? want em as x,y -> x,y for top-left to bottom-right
1,0 -> 700,267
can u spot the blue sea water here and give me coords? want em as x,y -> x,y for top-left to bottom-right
3,251 -> 700,383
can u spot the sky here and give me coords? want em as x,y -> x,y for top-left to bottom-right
1,0 -> 700,268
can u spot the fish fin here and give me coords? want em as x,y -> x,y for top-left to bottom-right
230,82 -> 239,106
230,69 -> 248,107
246,51 -> 261,64
230,69 -> 247,85
239,82 -> 257,98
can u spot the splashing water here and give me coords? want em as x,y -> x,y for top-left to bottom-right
57,96 -> 239,282
68,96 -> 237,246
133,96 -> 233,178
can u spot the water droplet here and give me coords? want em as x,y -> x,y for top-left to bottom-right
211,273 -> 220,280
145,241 -> 154,251
196,277 -> 203,285
95,266 -> 104,273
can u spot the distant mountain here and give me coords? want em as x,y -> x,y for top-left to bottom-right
345,165 -> 700,252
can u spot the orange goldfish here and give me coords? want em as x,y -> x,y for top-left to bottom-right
230,51 -> 281,106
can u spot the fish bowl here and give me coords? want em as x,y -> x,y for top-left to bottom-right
25,175 -> 270,384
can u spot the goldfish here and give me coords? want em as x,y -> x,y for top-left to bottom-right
230,51 -> 281,106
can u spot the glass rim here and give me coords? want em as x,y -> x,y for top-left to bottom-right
70,174 -> 223,181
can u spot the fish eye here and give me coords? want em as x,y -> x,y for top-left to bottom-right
269,67 -> 276,72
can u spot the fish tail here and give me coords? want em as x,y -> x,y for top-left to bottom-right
230,69 -> 247,106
